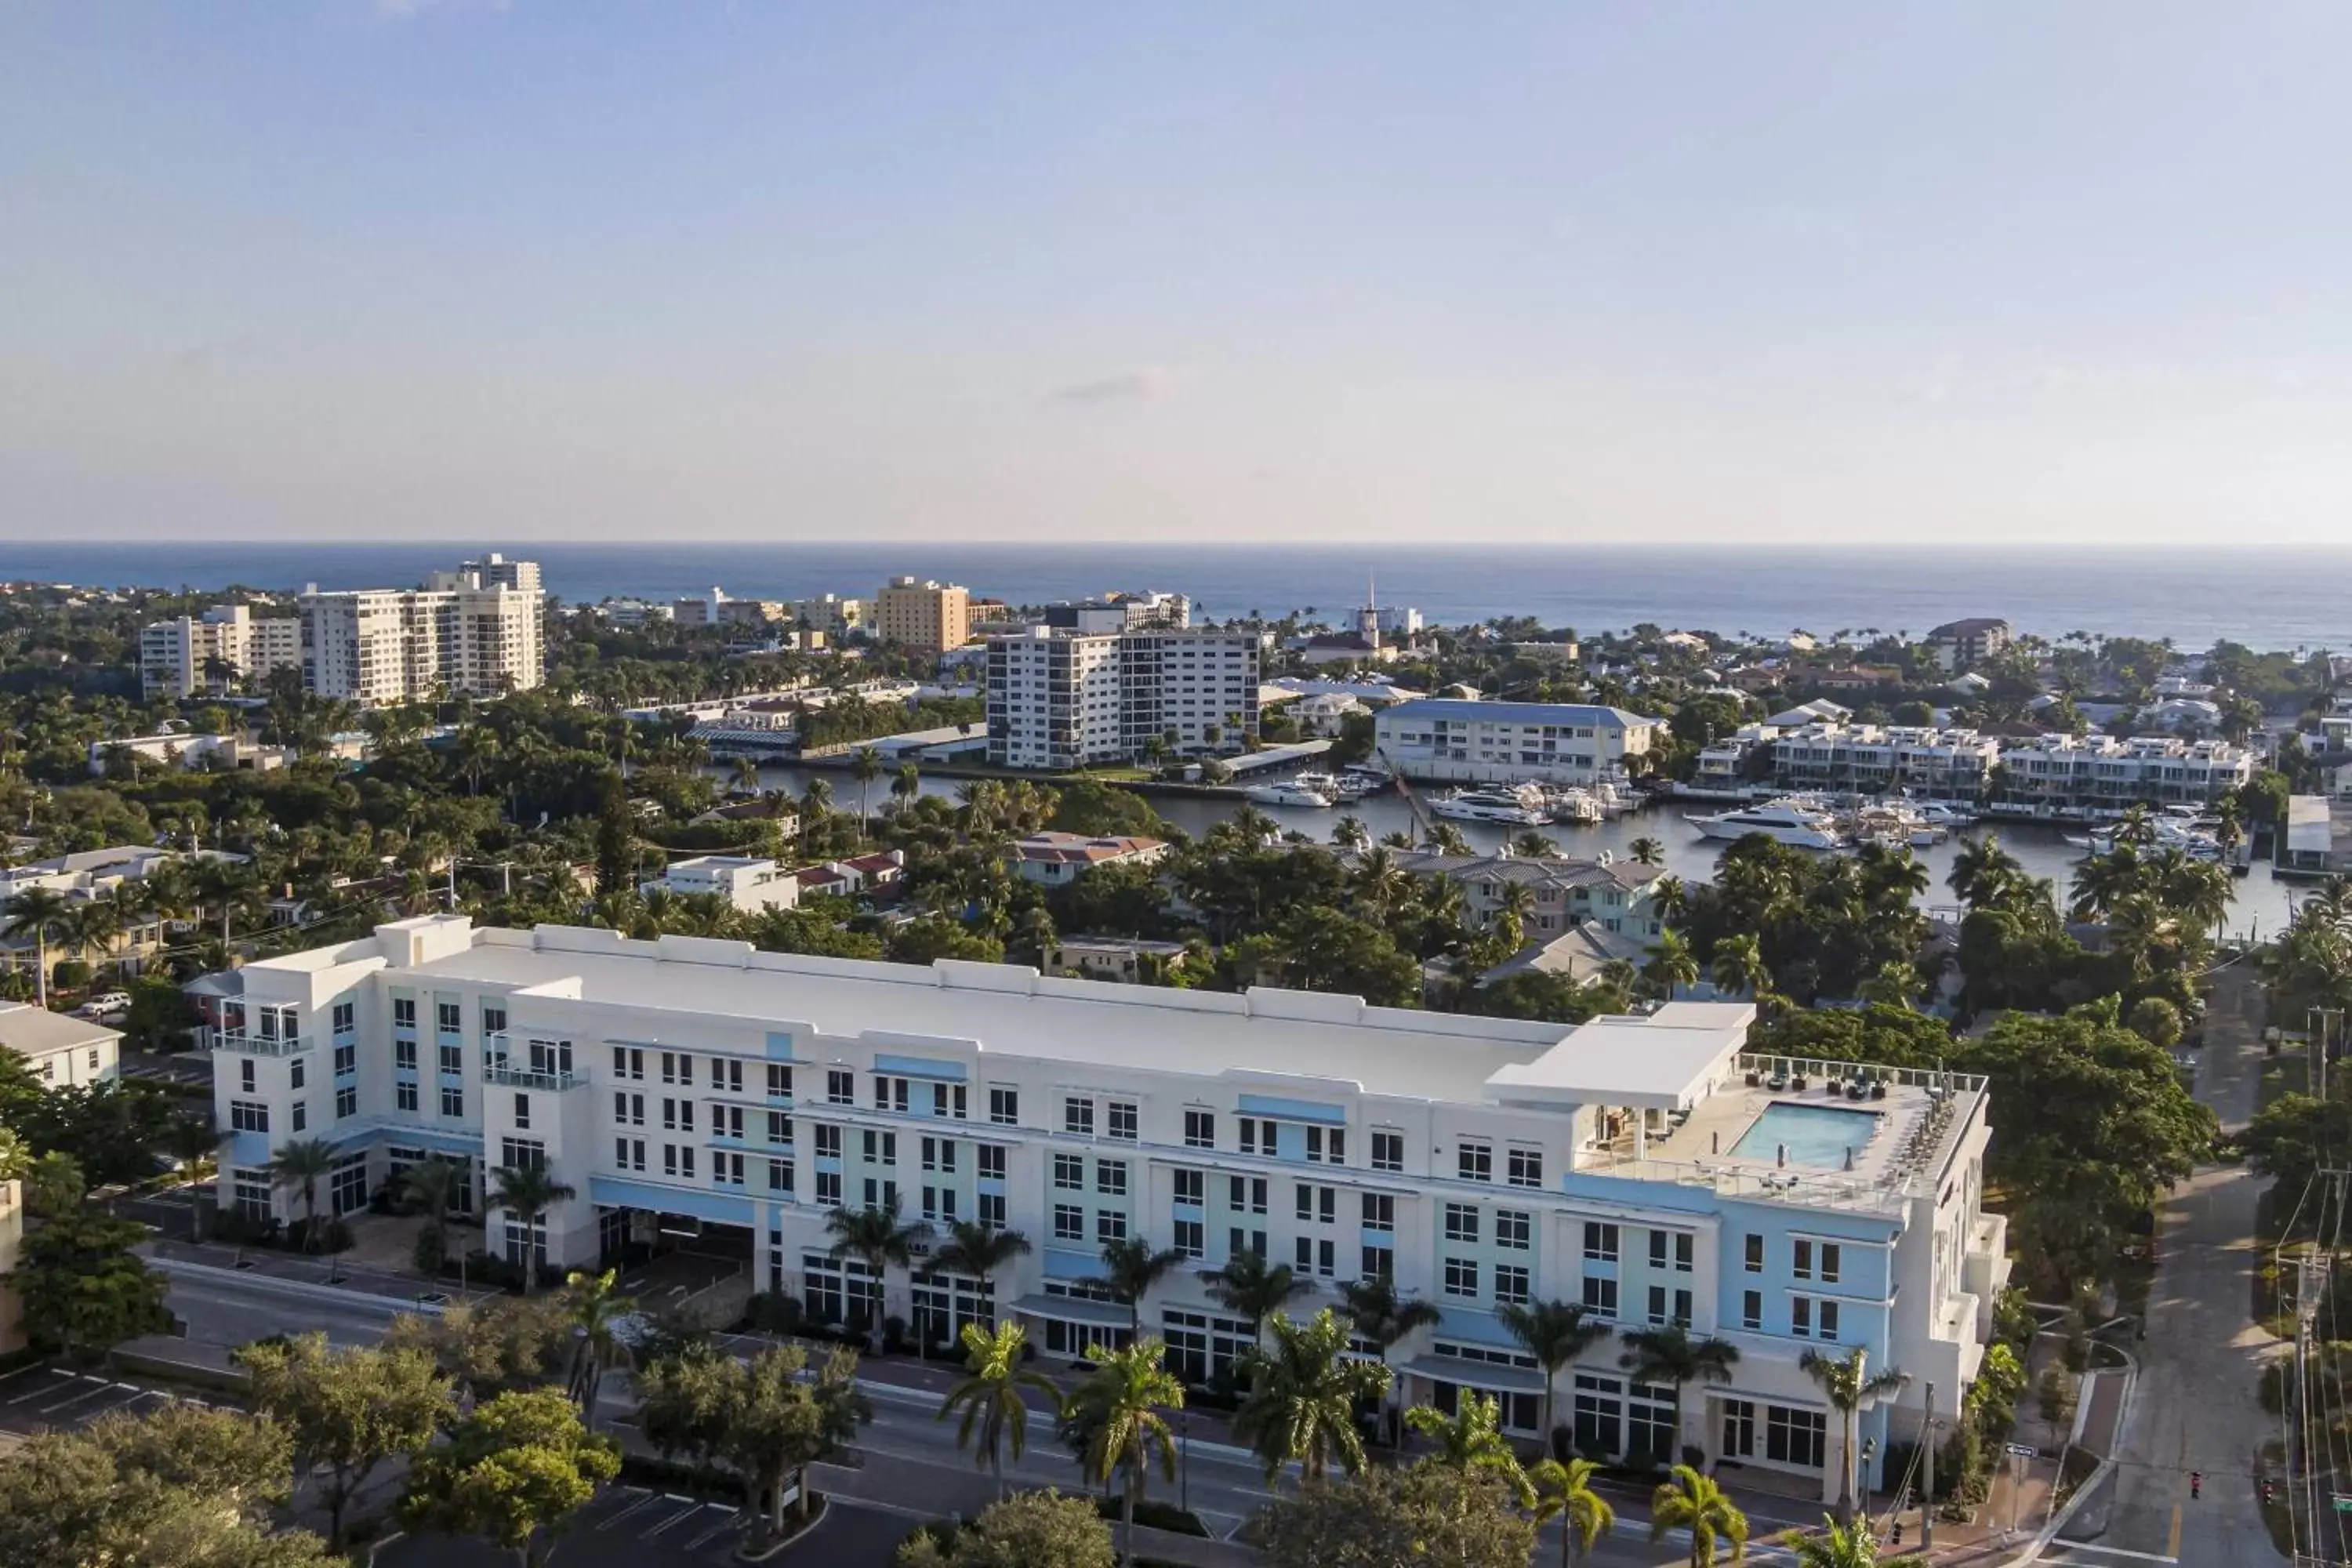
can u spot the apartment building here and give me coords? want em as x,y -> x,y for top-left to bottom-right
640,856 -> 800,914
873,578 -> 973,653
1926,619 -> 2013,673
1373,699 -> 1663,788
786,595 -> 866,636
1993,734 -> 2253,811
986,629 -> 1261,769
1040,592 -> 1192,634
205,916 -> 2004,1501
0,844 -> 222,986
1375,851 -> 1665,942
138,604 -> 302,700
1767,724 -> 2002,804
300,557 -> 544,703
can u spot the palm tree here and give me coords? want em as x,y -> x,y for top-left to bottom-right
488,1163 -> 579,1293
938,1319 -> 1062,1498
266,1137 -> 337,1253
1422,822 -> 1472,855
1203,1249 -> 1312,1348
1231,1308 -> 1391,1485
1650,1463 -> 1750,1567
1405,1391 -> 1532,1504
824,1192 -> 928,1352
1629,836 -> 1666,866
1337,1275 -> 1441,1446
1710,934 -> 1770,999
892,761 -> 921,811
2,886 -> 70,1006
160,1116 -> 226,1241
929,1219 -> 1033,1329
1513,830 -> 1560,858
1780,1514 -> 1923,1567
1332,815 -> 1370,851
1498,1298 -> 1612,1447
561,1268 -> 630,1421
1802,1347 -> 1907,1526
1092,1235 -> 1189,1338
403,1156 -> 463,1271
729,755 -> 761,797
851,746 -> 884,833
1530,1455 -> 1617,1568
1642,929 -> 1700,1000
1072,1338 -> 1185,1568
1617,1326 -> 1740,1467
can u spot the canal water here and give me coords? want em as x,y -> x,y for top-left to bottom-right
722,762 -> 2307,942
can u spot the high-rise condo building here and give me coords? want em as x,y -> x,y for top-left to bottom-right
137,604 -> 303,700
873,578 -> 973,653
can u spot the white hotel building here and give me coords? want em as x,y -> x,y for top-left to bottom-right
986,627 -> 1261,769
209,916 -> 2005,1499
299,556 -> 545,705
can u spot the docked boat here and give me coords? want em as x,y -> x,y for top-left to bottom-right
1685,800 -> 1847,850
2064,818 -> 2224,862
1338,766 -> 1392,796
1292,770 -> 1363,804
1243,781 -> 1332,808
1542,787 -> 1605,825
1431,786 -> 1551,827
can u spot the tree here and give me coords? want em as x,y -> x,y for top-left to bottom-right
560,1268 -> 631,1419
267,1136 -> 337,1252
853,746 -> 884,832
1092,1234 -> 1189,1337
636,1341 -> 869,1537
488,1163 -> 579,1290
825,1192 -> 929,1352
1203,1248 -> 1313,1348
387,1295 -> 575,1401
1497,1298 -> 1611,1446
1336,1275 -> 1441,1446
593,768 -> 633,895
158,1114 -> 225,1240
401,1388 -> 620,1568
938,1319 -> 1062,1497
1255,1462 -> 1537,1568
1617,1326 -> 1740,1467
7,1207 -> 170,1359
1780,1514 -> 1925,1568
898,1489 -> 1116,1568
2,885 -> 69,1005
237,1330 -> 458,1548
2128,994 -> 2184,1051
1630,836 -> 1665,866
1404,1391 -> 1530,1503
404,1155 -> 464,1273
1530,1455 -> 1617,1568
930,1220 -> 1033,1325
1069,1338 -> 1185,1567
1232,1308 -> 1391,1484
1801,1347 -> 1907,1527
1650,1463 -> 1750,1567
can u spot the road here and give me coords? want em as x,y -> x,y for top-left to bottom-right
2079,965 -> 2286,1567
158,1255 -> 442,1348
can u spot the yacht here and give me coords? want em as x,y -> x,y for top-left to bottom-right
1431,786 -> 1551,827
1338,765 -> 1392,796
1293,770 -> 1363,804
2064,818 -> 2224,862
1685,800 -> 1847,850
1243,781 -> 1332,808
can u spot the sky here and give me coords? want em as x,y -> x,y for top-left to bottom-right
3,2 -> 2350,547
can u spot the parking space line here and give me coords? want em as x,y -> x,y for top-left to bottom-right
8,1372 -> 74,1405
0,1363 -> 53,1391
596,1488 -> 660,1530
682,1505 -> 742,1550
38,1377 -> 122,1415
643,1497 -> 705,1537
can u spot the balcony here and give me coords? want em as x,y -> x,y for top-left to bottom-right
208,1027 -> 314,1057
484,1062 -> 585,1091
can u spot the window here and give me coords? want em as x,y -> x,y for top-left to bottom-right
715,1105 -> 744,1141
1096,1210 -> 1128,1242
873,1075 -> 909,1113
1443,1203 -> 1480,1243
1507,1147 -> 1544,1189
931,1081 -> 967,1120
815,1124 -> 842,1159
241,1058 -> 256,1094
1063,1098 -> 1094,1137
1361,1192 -> 1394,1232
289,1057 -> 305,1090
437,1001 -> 461,1033
1229,1175 -> 1267,1214
978,1192 -> 1006,1228
921,1137 -> 956,1173
1174,1218 -> 1204,1258
1742,1290 -> 1763,1330
614,1092 -> 643,1126
659,1051 -> 684,1085
815,1171 -> 842,1206
1108,1102 -> 1138,1141
1573,1374 -> 1624,1456
827,1069 -> 855,1105
1443,1257 -> 1479,1298
1495,1209 -> 1530,1250
1820,1243 -> 1842,1285
1650,1229 -> 1694,1272
1494,1264 -> 1530,1306
397,1081 -> 419,1112
393,998 -> 416,1029
768,1063 -> 793,1098
290,1102 -> 307,1131
1583,1221 -> 1619,1262
1185,1109 -> 1215,1149
500,1138 -> 545,1171
1228,1227 -> 1267,1259
396,1040 -> 418,1071
612,1046 -> 643,1080
1371,1129 -> 1403,1173
334,1042 -> 356,1076
332,1001 -> 354,1035
766,1110 -> 792,1144
438,1043 -> 462,1074
1794,1240 -> 1813,1279
989,1087 -> 1018,1126
710,1057 -> 743,1094
336,1085 -> 358,1120
1174,1169 -> 1205,1204
768,1159 -> 794,1195
1096,1160 -> 1128,1197
862,1130 -> 897,1167
1766,1404 -> 1828,1468
1237,1116 -> 1261,1155
1581,1276 -> 1618,1317
440,1085 -> 464,1117
1361,1244 -> 1394,1281
1054,1154 -> 1086,1191
230,1100 -> 269,1133
1457,1141 -> 1493,1182
615,1137 -> 646,1172
1293,1236 -> 1337,1278
662,1098 -> 695,1133
663,1144 -> 698,1179
978,1144 -> 1005,1181
513,1092 -> 532,1130
1054,1204 -> 1085,1241
1305,1126 -> 1344,1164
483,1005 -> 506,1037
1744,1233 -> 1764,1273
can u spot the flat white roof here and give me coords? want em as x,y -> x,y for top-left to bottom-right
321,923 -> 1751,1109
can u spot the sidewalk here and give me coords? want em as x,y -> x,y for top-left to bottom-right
145,1235 -> 499,1310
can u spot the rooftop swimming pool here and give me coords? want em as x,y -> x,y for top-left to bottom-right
1730,1102 -> 1883,1169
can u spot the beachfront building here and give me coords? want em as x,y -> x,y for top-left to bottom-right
1373,699 -> 1663,788
138,604 -> 302,700
300,557 -> 545,704
985,628 -> 1261,769
203,914 -> 2002,1499
1991,734 -> 2253,813
640,856 -> 801,914
873,578 -> 973,653
1926,618 -> 2013,672
1766,725 -> 2002,804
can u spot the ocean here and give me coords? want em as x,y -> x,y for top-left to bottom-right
4,541 -> 2347,652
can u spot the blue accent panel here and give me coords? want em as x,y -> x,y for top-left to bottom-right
1173,1201 -> 1204,1220
588,1178 -> 757,1227
815,1157 -> 842,1173
227,1131 -> 272,1167
873,1054 -> 967,1082
1273,1124 -> 1305,1163
1359,1228 -> 1395,1250
978,1178 -> 1007,1196
766,1093 -> 795,1108
1237,1094 -> 1348,1125
1043,1247 -> 1098,1281
438,1072 -> 466,1087
1432,1307 -> 1523,1348
764,1032 -> 797,1061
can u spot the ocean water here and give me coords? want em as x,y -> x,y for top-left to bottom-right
5,541 -> 2347,652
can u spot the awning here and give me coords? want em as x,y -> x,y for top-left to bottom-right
1011,1293 -> 1132,1330
1399,1354 -> 1547,1396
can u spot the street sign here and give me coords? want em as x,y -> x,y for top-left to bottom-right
2331,1494 -> 2352,1514
2004,1443 -> 2038,1459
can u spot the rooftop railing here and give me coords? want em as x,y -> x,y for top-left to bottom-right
208,1027 -> 312,1057
482,1060 -> 586,1091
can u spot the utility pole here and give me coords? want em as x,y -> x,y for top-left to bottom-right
1922,1381 -> 1936,1552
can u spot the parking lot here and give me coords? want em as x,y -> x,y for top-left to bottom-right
377,1488 -> 916,1568
0,1363 -> 234,1438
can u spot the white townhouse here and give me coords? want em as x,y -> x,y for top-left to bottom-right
641,855 -> 800,914
1373,699 -> 1663,787
1767,724 -> 2002,804
1993,734 -> 2253,813
207,915 -> 2005,1503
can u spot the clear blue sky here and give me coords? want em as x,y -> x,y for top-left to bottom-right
4,1 -> 2348,545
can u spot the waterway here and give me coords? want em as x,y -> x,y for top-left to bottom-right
723,761 -> 2309,942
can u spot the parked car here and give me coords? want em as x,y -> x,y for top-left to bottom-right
78,990 -> 132,1018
